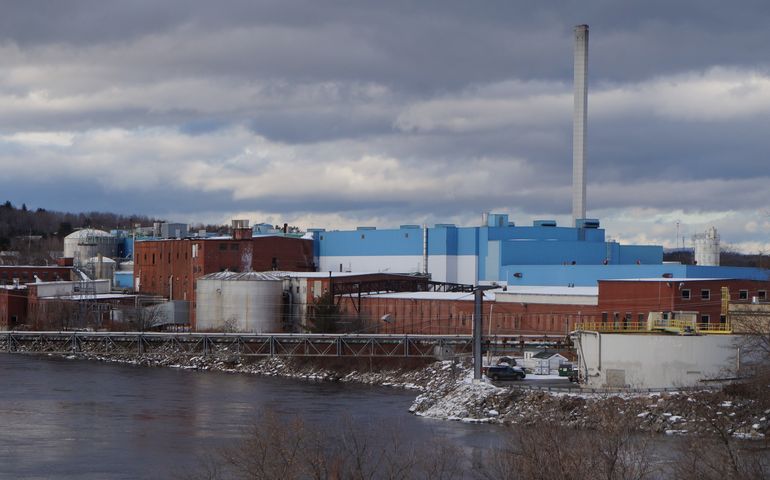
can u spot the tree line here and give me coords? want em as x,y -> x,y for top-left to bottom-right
0,200 -> 158,264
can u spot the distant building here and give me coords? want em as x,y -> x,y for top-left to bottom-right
315,214 -> 661,285
693,226 -> 720,266
314,214 -> 766,287
134,233 -> 314,328
0,284 -> 28,329
63,229 -> 119,266
0,265 -> 72,285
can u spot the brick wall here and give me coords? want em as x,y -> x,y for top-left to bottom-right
135,236 -> 314,328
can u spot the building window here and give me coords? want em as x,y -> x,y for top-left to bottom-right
404,233 -> 409,238
320,235 -> 324,241
739,290 -> 749,300
638,313 -> 645,323
681,289 -> 690,300
219,244 -> 227,251
720,315 -> 726,323
230,243 -> 239,251
701,289 -> 710,300
360,234 -> 365,239
759,290 -> 767,301
601,312 -> 608,322
700,314 -> 710,324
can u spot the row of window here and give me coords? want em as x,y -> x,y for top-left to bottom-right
681,289 -> 765,301
141,250 -> 190,265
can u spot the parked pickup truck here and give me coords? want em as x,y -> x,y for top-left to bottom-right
483,365 -> 526,381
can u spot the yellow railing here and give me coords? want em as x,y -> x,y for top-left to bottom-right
574,320 -> 732,334
573,322 -> 649,333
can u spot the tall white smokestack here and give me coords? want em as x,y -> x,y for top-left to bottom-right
572,24 -> 589,226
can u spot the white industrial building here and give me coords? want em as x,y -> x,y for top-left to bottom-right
572,332 -> 739,389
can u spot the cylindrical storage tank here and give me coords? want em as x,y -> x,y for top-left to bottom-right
196,272 -> 283,333
693,226 -> 720,266
87,255 -> 116,280
63,229 -> 119,266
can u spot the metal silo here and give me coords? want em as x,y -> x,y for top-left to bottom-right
196,272 -> 284,333
693,226 -> 720,266
63,229 -> 119,266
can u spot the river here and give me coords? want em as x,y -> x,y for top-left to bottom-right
0,354 -> 506,479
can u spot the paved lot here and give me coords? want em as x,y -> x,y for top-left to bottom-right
492,375 -> 579,389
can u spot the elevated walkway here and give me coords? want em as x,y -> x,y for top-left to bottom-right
575,314 -> 732,335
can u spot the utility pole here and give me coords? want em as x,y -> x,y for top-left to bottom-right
473,285 -> 497,382
473,289 -> 483,381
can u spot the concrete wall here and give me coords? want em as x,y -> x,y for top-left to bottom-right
574,332 -> 739,389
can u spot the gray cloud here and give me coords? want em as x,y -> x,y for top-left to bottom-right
1,1 -> 770,251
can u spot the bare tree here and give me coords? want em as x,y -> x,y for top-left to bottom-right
113,302 -> 167,331
478,408 -> 655,480
184,411 -> 470,480
672,393 -> 770,480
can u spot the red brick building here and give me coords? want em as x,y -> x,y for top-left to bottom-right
597,278 -> 769,325
0,265 -> 72,285
340,279 -> 770,336
0,286 -> 28,329
343,287 -> 601,336
134,235 -> 314,328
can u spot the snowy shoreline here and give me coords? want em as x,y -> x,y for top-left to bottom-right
51,352 -> 769,439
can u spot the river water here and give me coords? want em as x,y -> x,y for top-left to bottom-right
0,354 -> 506,479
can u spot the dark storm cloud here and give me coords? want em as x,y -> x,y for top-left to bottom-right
1,1 -> 770,249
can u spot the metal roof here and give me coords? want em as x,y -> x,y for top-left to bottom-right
199,271 -> 283,281
604,278 -> 733,282
65,228 -> 113,239
363,291 -> 492,301
269,271 -> 403,279
498,285 -> 598,296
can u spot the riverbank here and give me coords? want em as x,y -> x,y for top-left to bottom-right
53,351 -> 769,439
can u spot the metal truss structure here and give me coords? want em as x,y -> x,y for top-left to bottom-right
0,331 -> 474,358
331,276 -> 474,312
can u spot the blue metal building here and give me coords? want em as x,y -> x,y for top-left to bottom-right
311,213 -> 720,285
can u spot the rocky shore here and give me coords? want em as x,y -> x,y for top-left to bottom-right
57,352 -> 769,439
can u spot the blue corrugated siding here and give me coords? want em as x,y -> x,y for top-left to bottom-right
114,271 -> 133,289
617,245 -> 664,264
500,241 -> 611,266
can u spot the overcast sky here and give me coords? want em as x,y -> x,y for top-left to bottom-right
1,1 -> 770,252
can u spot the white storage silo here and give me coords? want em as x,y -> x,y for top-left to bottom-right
86,255 -> 116,281
63,229 -> 119,266
693,226 -> 720,266
196,272 -> 284,333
